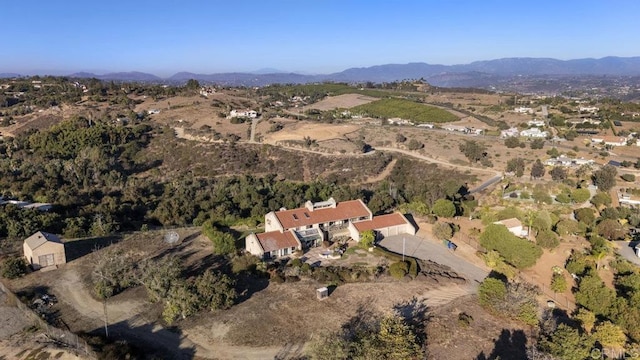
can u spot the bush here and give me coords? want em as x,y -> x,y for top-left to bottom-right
1,256 -> 27,279
231,254 -> 259,274
458,312 -> 474,327
432,199 -> 456,218
479,278 -> 507,310
408,259 -> 418,279
504,137 -> 521,148
550,273 -> 568,293
480,224 -> 542,269
389,261 -> 409,279
622,174 -> 636,182
536,230 -> 560,249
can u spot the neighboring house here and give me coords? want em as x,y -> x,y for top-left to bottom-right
619,193 -> 640,208
388,118 -> 414,125
579,106 -> 599,113
527,119 -> 545,127
443,124 -> 468,133
23,231 -> 66,270
493,218 -> 527,237
230,109 -> 257,118
416,123 -> 434,128
514,107 -> 533,114
590,135 -> 628,147
500,127 -> 520,138
0,198 -> 52,212
520,128 -> 548,138
246,198 -> 415,259
544,156 -> 594,167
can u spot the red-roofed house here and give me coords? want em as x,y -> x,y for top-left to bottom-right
349,213 -> 416,241
245,230 -> 302,260
246,198 -> 416,260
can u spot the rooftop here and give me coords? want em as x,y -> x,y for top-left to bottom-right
353,213 -> 409,232
494,218 -> 523,229
24,231 -> 62,250
256,231 -> 299,253
274,199 -> 370,229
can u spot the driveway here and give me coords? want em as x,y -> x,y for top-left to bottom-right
378,235 -> 488,284
614,241 -> 640,266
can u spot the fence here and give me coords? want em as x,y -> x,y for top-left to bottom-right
0,279 -> 95,358
453,231 -> 576,312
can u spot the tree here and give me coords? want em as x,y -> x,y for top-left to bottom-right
574,308 -> 596,334
139,256 -> 183,303
459,140 -> 486,163
406,139 -> 423,150
546,147 -> 560,158
504,136 -> 521,148
537,230 -> 560,249
478,278 -> 507,310
360,230 -> 375,248
530,138 -> 545,149
538,324 -> 594,360
531,159 -> 546,179
575,274 -> 616,316
185,79 -> 200,91
593,165 -> 617,191
593,321 -> 626,350
433,222 -> 453,240
480,224 -> 543,269
194,269 -> 236,311
202,220 -> 237,255
432,199 -> 456,218
590,192 -> 612,208
506,157 -> 525,177
574,208 -> 596,225
0,256 -> 27,279
571,188 -> 591,203
550,273 -> 567,293
550,166 -> 567,181
395,133 -> 407,143
597,219 -> 627,240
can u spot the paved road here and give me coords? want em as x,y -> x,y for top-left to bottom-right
614,241 -> 640,266
469,174 -> 503,194
379,234 -> 488,284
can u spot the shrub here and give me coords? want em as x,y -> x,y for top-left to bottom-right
622,174 -> 636,182
389,261 -> 409,279
478,278 -> 507,310
458,312 -> 474,327
555,192 -> 571,204
550,273 -> 568,293
231,254 -> 259,274
432,199 -> 456,218
408,259 -> 418,278
505,137 -> 521,148
480,224 -> 542,269
290,258 -> 303,268
1,256 -> 27,279
536,230 -> 560,249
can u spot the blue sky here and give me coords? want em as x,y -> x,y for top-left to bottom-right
3,0 -> 639,76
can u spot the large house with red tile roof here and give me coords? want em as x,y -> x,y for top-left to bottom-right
246,198 -> 416,260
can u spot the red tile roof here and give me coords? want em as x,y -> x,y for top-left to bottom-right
256,231 -> 299,253
353,213 -> 409,232
275,200 -> 370,229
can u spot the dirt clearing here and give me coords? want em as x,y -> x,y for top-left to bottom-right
302,93 -> 378,111
263,122 -> 361,143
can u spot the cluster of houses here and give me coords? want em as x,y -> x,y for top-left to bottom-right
199,86 -> 217,97
246,198 -> 416,260
619,191 -> 640,208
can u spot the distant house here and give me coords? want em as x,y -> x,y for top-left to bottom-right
579,106 -> 599,114
500,127 -> 520,138
230,109 -> 257,118
520,128 -> 548,138
544,156 -> 594,167
246,198 -> 416,260
619,192 -> 640,208
613,120 -> 623,127
527,119 -> 545,127
493,218 -> 527,238
23,231 -> 66,270
590,135 -> 628,147
514,107 -> 533,114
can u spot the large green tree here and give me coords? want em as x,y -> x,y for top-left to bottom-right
458,140 -> 486,163
593,165 -> 617,191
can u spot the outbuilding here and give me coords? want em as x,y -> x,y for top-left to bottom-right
23,231 -> 66,270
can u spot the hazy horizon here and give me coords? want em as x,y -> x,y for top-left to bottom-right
3,0 -> 640,76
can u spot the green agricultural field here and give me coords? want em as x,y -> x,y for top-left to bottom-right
351,98 -> 459,123
259,83 -> 390,99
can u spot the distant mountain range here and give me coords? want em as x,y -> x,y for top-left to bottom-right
5,56 -> 640,88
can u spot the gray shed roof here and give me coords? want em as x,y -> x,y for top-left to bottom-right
24,231 -> 62,250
